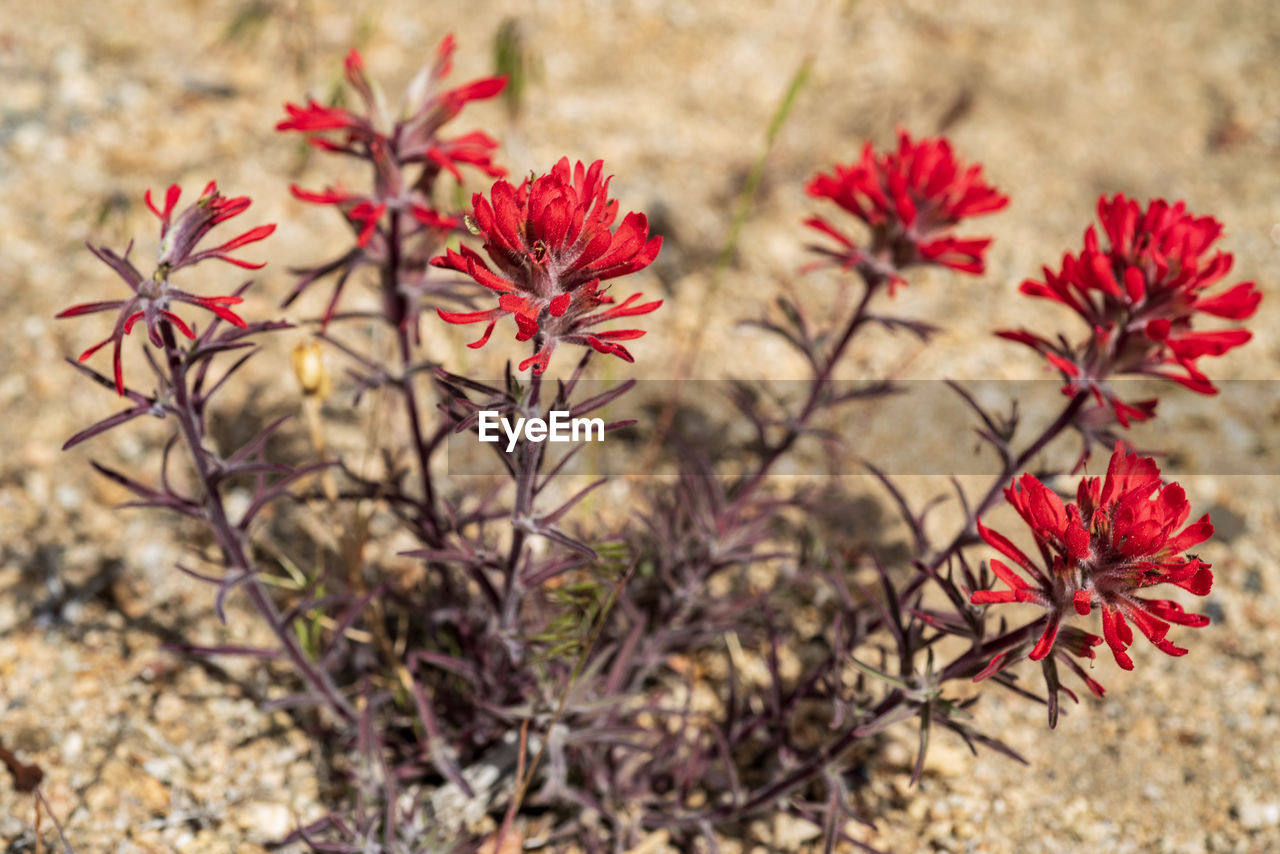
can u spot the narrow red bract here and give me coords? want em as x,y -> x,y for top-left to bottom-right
58,183 -> 271,394
971,443 -> 1213,678
804,130 -> 1008,289
432,158 -> 663,374
999,194 -> 1261,424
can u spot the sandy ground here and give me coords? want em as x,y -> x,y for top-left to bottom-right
3,0 -> 1280,851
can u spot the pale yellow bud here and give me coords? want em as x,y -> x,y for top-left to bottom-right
291,339 -> 331,399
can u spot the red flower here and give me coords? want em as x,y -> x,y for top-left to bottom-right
277,40 -> 506,180
278,38 -> 505,326
804,130 -> 1008,289
999,194 -> 1261,423
58,183 -> 271,394
431,158 -> 663,374
971,443 -> 1213,676
147,181 -> 275,272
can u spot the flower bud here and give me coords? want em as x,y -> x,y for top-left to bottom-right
292,339 -> 332,399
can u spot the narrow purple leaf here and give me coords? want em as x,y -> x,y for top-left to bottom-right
539,478 -> 606,526
567,379 -> 636,418
405,670 -> 474,797
62,403 -> 152,450
163,643 -> 281,659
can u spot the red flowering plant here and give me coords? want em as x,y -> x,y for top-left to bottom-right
883,198 -> 1256,735
998,194 -> 1261,429
844,194 -> 1256,740
432,157 -> 663,374
804,129 -> 1009,292
271,45 -> 675,849
54,181 -> 351,719
686,131 -> 1249,835
269,37 -> 516,564
44,33 -> 1260,850
53,45 -> 668,842
732,133 -> 1009,503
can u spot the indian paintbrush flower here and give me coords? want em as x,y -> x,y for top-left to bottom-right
431,157 -> 663,374
998,194 -> 1261,425
970,442 -> 1213,679
277,39 -> 506,181
804,130 -> 1008,289
58,182 -> 273,394
278,37 -> 507,327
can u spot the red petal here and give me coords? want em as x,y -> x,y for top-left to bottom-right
57,300 -> 126,318
1194,282 -> 1261,319
1028,616 -> 1062,661
437,307 -> 505,325
159,310 -> 195,339
291,184 -> 349,205
972,652 -> 1010,683
467,320 -> 497,349
549,293 -> 572,317
1044,351 -> 1081,378
976,518 -> 1044,581
1100,606 -> 1135,671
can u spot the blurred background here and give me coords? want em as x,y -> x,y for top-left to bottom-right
2,0 -> 1279,850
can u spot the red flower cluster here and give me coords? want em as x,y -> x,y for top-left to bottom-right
999,194 -> 1261,424
804,130 -> 1008,289
278,39 -> 506,182
277,38 -> 506,324
432,158 -> 663,374
971,443 -> 1213,684
59,182 -> 272,394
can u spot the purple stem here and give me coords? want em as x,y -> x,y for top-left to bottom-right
501,354 -> 546,632
160,322 -> 357,726
732,268 -> 885,506
383,207 -> 441,545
